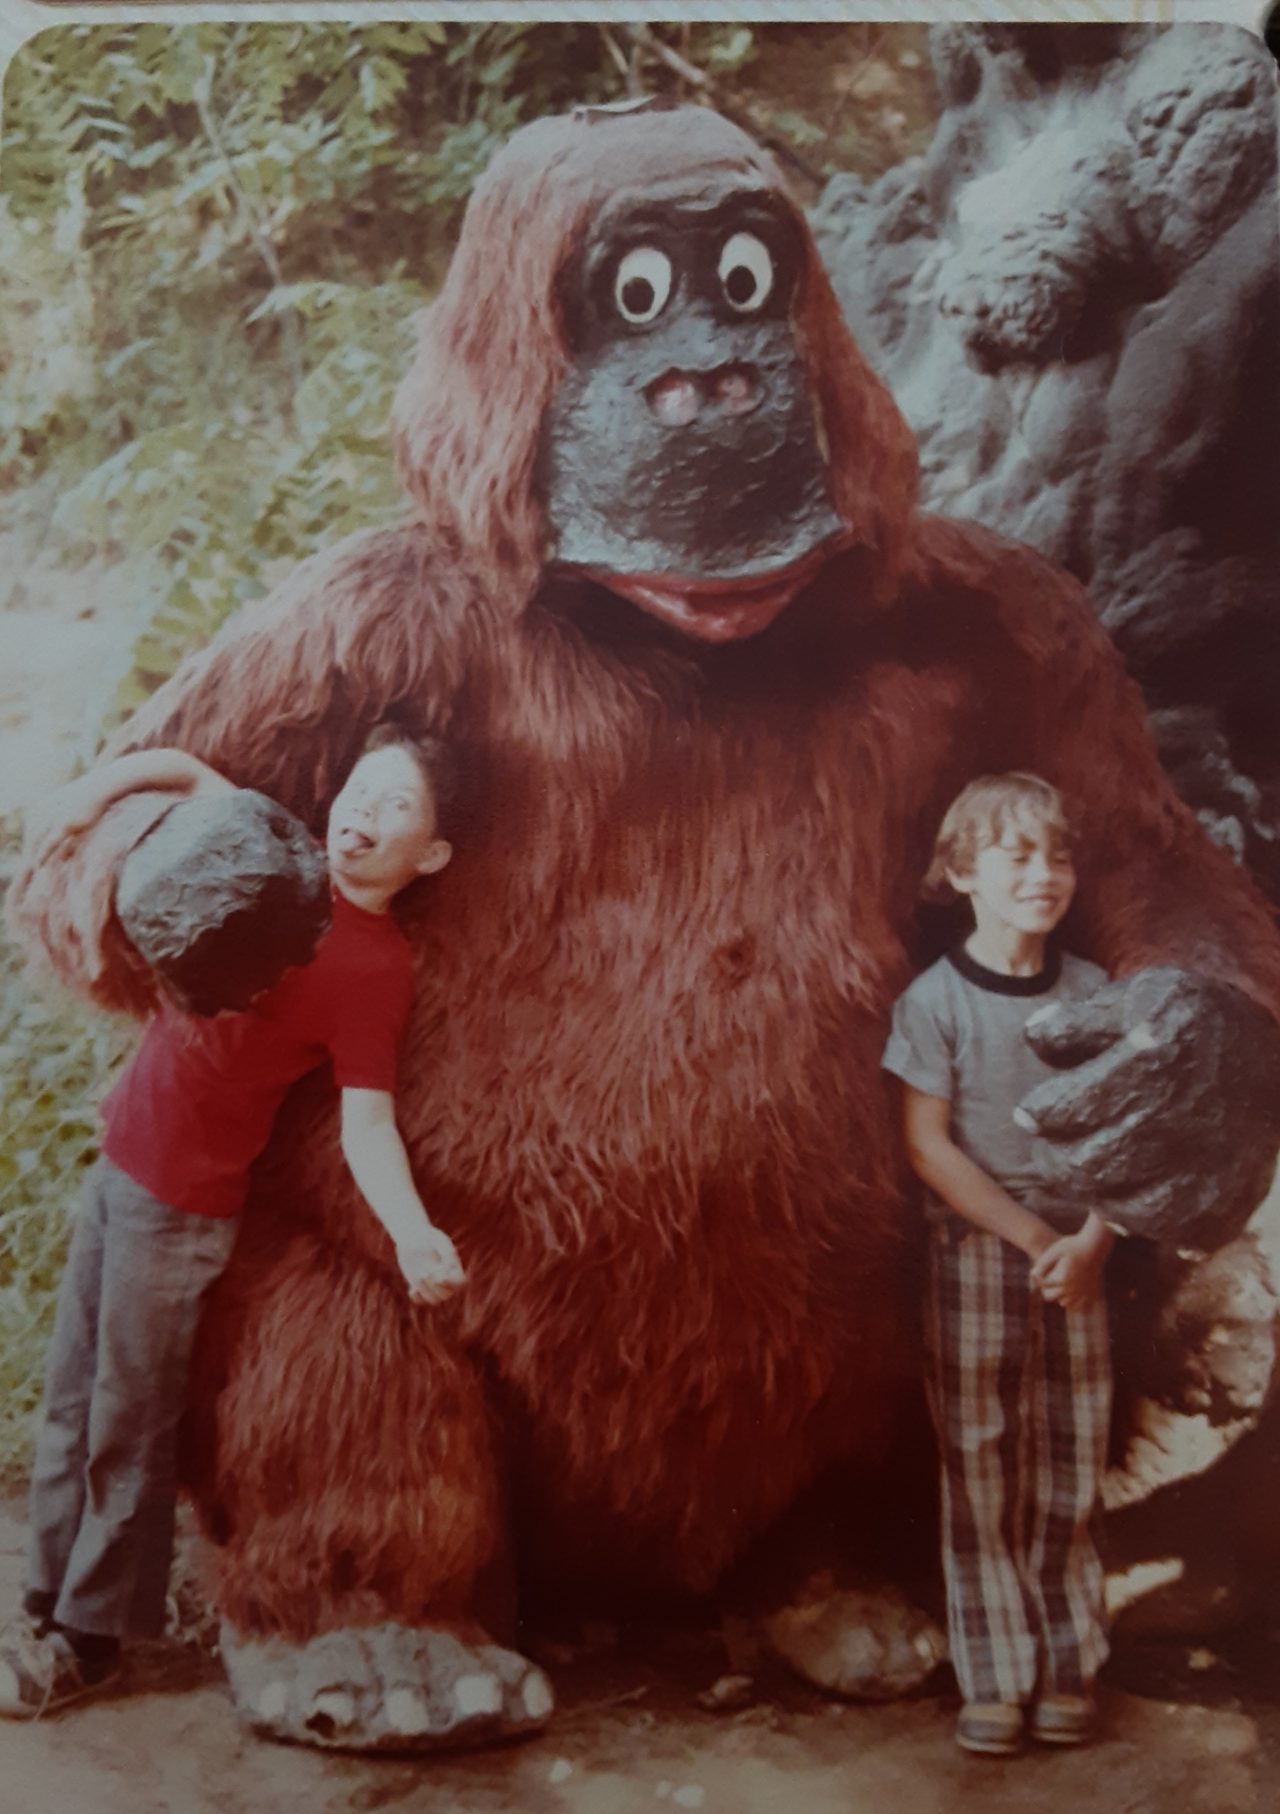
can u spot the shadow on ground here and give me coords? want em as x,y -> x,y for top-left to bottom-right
1,1497 -> 1277,1814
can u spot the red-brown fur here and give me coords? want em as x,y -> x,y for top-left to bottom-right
11,109 -> 1280,1642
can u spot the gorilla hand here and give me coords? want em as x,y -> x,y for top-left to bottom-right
1015,967 -> 1280,1251
116,788 -> 331,1016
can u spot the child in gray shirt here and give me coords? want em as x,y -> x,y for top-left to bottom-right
883,772 -> 1112,1759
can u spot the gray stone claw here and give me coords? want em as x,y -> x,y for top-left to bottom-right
220,1621 -> 554,1752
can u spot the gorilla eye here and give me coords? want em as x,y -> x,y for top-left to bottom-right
614,247 -> 674,325
718,232 -> 775,313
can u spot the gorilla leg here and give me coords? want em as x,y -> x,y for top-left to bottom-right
183,1232 -> 553,1751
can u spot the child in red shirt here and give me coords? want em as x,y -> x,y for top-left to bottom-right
3,724 -> 461,1717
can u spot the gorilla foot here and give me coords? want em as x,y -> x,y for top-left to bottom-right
220,1621 -> 554,1752
760,1573 -> 945,1700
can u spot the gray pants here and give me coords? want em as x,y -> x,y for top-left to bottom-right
25,1158 -> 237,1639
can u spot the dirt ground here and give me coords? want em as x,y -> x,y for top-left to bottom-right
1,1497 -> 1278,1814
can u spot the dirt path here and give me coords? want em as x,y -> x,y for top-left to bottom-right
1,1498 -> 1277,1814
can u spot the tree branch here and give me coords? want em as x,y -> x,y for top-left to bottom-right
598,25 -> 636,94
622,25 -> 825,191
193,58 -> 303,415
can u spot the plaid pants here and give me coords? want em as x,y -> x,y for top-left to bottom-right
924,1226 -> 1111,1705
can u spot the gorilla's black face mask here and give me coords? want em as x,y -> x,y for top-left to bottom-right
537,175 -> 846,644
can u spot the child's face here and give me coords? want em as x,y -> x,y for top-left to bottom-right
949,814 -> 1075,940
326,746 -> 451,897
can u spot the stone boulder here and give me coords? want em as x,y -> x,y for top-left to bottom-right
813,24 -> 1280,890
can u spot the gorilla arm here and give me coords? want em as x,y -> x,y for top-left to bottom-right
991,531 -> 1280,1247
8,524 -> 464,1016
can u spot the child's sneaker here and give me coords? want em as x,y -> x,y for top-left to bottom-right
1030,1692 -> 1097,1746
956,1700 -> 1024,1756
0,1620 -> 121,1719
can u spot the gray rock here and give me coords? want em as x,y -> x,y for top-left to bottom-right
813,24 -> 1280,882
116,787 -> 330,1015
698,1672 -> 756,1712
762,1576 -> 945,1700
1020,967 -> 1280,1248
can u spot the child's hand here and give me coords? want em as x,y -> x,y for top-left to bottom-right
1031,1233 -> 1106,1311
395,1227 -> 466,1305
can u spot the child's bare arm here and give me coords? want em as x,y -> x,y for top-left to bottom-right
26,748 -> 236,857
339,1088 -> 465,1304
903,1085 -> 1058,1261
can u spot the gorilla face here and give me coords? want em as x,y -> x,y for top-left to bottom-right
538,174 -> 847,643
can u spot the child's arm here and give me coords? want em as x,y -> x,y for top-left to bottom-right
26,748 -> 236,857
339,1088 -> 465,1305
1031,1213 -> 1115,1311
902,1085 -> 1058,1262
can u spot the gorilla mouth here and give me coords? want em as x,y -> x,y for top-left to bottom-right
590,544 -> 835,644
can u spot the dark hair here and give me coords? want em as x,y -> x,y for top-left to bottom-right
354,721 -> 462,837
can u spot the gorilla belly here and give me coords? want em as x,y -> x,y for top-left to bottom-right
402,865 -> 909,1590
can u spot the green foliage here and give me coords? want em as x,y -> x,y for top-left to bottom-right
0,820 -> 132,1481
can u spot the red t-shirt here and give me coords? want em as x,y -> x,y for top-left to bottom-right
100,890 -> 414,1218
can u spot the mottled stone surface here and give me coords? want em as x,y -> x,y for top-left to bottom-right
116,788 -> 330,1015
813,24 -> 1280,888
762,1577 -> 945,1701
1020,967 -> 1280,1248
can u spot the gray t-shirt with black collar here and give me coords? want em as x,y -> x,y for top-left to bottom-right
882,944 -> 1109,1233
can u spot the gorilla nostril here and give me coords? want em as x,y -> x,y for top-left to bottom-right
646,371 -> 702,427
714,363 -> 761,416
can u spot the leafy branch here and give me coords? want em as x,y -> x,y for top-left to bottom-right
620,24 -> 825,190
191,55 -> 304,416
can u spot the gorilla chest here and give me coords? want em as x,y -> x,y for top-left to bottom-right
402,744 -> 908,1181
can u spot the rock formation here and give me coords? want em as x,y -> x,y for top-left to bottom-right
814,23 -> 1280,894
